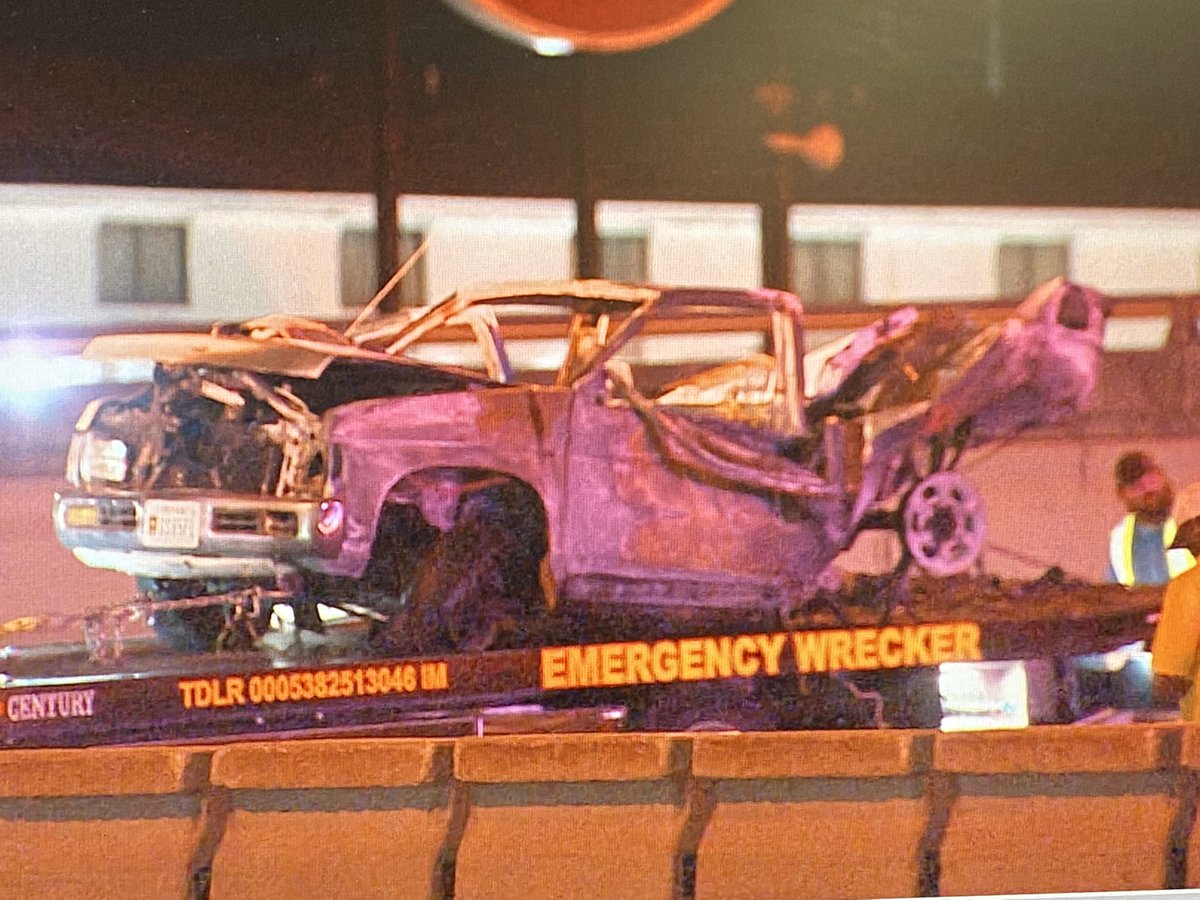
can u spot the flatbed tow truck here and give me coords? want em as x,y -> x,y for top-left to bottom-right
0,573 -> 1165,749
17,276 -> 1155,747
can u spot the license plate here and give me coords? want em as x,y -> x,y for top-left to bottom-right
142,500 -> 202,549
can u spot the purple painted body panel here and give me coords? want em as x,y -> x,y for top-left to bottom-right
324,386 -> 569,578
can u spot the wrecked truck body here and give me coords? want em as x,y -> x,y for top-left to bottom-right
53,277 -> 1108,653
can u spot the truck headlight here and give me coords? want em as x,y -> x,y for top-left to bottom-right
76,434 -> 129,484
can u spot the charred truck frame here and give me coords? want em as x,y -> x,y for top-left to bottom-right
41,277 -> 1130,732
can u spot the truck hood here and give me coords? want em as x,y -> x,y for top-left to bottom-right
80,331 -> 414,380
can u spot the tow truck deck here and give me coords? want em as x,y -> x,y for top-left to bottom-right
0,575 -> 1165,748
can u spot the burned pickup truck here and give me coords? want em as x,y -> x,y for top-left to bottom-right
53,278 -> 1109,658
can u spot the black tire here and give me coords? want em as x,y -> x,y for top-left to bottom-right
370,481 -> 549,655
413,529 -> 518,652
358,505 -> 440,604
359,505 -> 440,649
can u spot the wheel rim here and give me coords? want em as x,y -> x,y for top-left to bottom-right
903,471 -> 987,577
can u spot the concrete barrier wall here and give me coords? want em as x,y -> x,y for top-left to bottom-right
0,746 -> 205,899
691,730 -> 932,900
454,733 -> 690,900
936,725 -> 1178,895
0,726 -> 1198,899
206,739 -> 457,900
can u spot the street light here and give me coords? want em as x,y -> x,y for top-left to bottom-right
764,123 -> 845,173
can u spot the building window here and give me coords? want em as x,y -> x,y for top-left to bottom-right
572,234 -> 649,282
98,223 -> 188,304
790,239 -> 861,306
997,241 -> 1069,297
600,234 -> 648,282
340,228 -> 427,307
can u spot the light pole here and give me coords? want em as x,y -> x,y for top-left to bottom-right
374,0 -> 404,313
754,79 -> 844,292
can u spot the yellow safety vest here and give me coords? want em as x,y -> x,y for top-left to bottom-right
1109,514 -> 1196,585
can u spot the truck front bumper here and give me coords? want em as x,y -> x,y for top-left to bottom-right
69,547 -> 298,580
54,492 -> 341,579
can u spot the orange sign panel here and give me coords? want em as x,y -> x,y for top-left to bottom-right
445,0 -> 736,52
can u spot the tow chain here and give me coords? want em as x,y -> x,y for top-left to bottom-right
0,586 -> 294,661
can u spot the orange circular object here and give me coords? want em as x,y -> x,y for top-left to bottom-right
444,0 -> 736,53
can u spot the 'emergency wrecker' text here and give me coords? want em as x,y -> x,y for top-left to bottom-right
540,622 -> 982,690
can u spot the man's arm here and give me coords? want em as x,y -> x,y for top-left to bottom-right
1151,574 -> 1200,712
